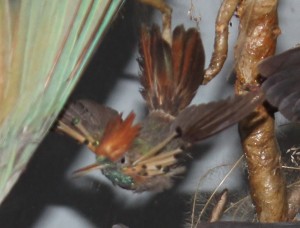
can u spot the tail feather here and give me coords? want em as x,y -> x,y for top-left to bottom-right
172,91 -> 264,142
172,26 -> 205,110
139,25 -> 205,116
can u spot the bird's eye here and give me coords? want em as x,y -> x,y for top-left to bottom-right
175,127 -> 182,136
120,157 -> 126,164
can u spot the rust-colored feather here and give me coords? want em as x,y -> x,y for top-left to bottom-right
172,26 -> 205,110
139,25 -> 154,102
139,25 -> 205,116
139,25 -> 173,112
95,112 -> 141,161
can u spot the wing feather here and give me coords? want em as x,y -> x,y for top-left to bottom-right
58,99 -> 118,138
172,91 -> 264,142
259,47 -> 300,122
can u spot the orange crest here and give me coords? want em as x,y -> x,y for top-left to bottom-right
95,112 -> 141,161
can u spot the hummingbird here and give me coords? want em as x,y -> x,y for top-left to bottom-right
57,25 -> 264,192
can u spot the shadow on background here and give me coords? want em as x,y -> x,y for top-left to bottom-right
0,131 -> 213,228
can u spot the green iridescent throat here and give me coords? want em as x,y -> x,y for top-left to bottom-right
97,156 -> 135,189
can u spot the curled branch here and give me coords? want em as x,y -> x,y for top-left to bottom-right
203,0 -> 240,84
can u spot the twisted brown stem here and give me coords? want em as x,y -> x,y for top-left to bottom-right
234,0 -> 287,222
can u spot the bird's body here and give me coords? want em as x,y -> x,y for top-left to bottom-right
59,101 -> 189,191
57,25 -> 264,192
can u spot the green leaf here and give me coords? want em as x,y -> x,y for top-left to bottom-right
0,0 -> 124,203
